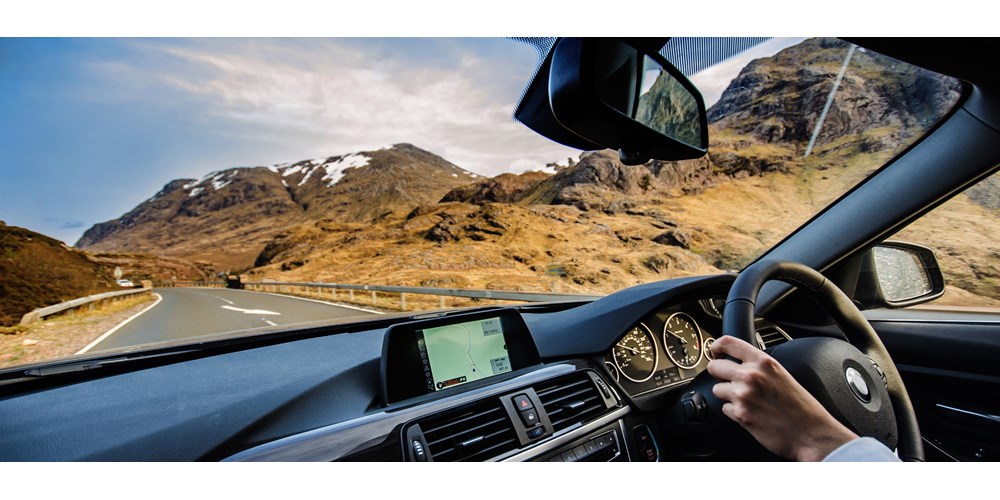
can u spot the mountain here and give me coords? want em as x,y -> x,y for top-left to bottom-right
76,144 -> 481,270
72,39 -> 995,306
708,37 -> 961,152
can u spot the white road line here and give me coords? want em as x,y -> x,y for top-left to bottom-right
217,297 -> 235,305
262,319 -> 278,327
221,305 -> 281,315
219,288 -> 386,315
76,293 -> 163,355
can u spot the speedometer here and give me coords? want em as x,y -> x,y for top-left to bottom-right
612,324 -> 657,383
662,312 -> 704,369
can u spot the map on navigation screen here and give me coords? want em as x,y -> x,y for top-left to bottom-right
417,317 -> 511,391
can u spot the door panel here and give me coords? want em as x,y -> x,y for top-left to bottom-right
867,313 -> 1000,462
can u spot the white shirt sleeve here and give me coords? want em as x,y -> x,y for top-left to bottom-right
822,437 -> 900,462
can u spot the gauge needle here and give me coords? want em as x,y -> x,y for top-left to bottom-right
616,343 -> 639,355
666,330 -> 688,344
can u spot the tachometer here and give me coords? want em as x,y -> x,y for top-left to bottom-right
704,337 -> 716,360
662,312 -> 704,370
612,324 -> 658,383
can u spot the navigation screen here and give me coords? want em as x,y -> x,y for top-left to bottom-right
417,317 -> 511,392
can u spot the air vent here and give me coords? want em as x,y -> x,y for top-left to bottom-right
418,397 -> 518,462
536,372 -> 609,433
756,325 -> 792,350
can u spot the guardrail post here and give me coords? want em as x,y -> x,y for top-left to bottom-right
440,296 -> 445,309
349,289 -> 354,301
371,291 -> 377,305
400,293 -> 407,310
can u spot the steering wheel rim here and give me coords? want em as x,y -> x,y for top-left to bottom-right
723,259 -> 924,461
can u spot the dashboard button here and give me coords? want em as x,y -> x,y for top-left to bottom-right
594,433 -> 614,449
519,408 -> 539,426
411,440 -> 428,462
683,399 -> 696,418
633,425 -> 658,462
512,394 -> 533,411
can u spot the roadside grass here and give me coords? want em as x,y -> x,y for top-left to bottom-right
0,294 -> 156,369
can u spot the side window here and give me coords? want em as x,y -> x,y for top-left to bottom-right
889,170 -> 1000,309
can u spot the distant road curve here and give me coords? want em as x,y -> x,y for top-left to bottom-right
86,287 -> 380,353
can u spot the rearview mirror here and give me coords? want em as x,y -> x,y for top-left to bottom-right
547,38 -> 708,165
856,241 -> 945,308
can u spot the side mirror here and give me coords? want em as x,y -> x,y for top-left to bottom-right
514,38 -> 709,166
856,241 -> 946,309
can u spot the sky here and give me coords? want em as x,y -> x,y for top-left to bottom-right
0,37 -> 799,245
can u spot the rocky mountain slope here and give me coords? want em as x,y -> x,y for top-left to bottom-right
72,39 -> 995,306
77,144 -> 480,270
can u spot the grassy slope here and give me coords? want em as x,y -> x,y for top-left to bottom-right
0,224 -> 118,326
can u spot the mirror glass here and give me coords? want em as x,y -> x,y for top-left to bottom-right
634,55 -> 703,148
873,246 -> 933,302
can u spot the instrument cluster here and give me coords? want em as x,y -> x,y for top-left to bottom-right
603,298 -> 723,397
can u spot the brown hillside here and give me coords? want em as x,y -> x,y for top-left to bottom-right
1,222 -> 118,326
88,252 -> 212,283
77,144 -> 479,270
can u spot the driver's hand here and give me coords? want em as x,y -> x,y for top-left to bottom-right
707,335 -> 859,461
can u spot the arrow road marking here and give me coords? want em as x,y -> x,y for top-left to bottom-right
221,305 -> 281,316
263,319 -> 278,326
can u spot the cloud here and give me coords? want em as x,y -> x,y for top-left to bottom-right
59,220 -> 85,229
94,38 -> 579,176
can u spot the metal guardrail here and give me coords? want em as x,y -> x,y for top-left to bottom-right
153,281 -> 225,288
242,281 -> 602,309
19,288 -> 153,326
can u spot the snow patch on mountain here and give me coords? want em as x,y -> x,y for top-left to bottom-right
322,153 -> 370,187
298,165 -> 319,186
282,164 -> 304,177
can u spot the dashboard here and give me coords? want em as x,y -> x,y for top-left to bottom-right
0,273 -> 793,462
224,276 -> 791,462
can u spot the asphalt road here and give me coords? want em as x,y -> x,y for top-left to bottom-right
87,287 -> 379,353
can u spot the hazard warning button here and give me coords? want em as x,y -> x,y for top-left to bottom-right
512,394 -> 534,411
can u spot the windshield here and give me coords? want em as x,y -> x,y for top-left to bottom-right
0,37 -> 960,369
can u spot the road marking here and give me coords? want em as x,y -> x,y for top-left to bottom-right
217,297 -> 235,305
219,288 -> 385,315
221,305 -> 281,316
76,293 -> 163,355
262,319 -> 278,326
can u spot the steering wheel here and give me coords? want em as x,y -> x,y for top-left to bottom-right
669,260 -> 923,461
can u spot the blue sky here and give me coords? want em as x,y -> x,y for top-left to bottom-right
0,38 -> 580,244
